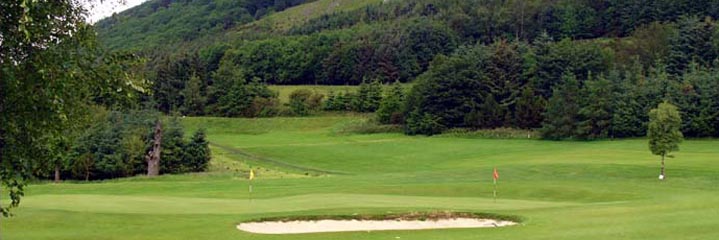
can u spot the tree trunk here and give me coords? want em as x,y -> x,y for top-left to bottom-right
54,165 -> 60,183
146,120 -> 163,177
660,154 -> 666,180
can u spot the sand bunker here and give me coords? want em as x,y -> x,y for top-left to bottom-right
237,218 -> 517,234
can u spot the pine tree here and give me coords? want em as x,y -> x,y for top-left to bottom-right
540,72 -> 581,140
377,82 -> 405,124
184,129 -> 211,172
577,74 -> 614,140
514,87 -> 546,129
611,69 -> 645,138
181,74 -> 206,116
479,94 -> 505,129
352,79 -> 383,112
160,118 -> 187,174
323,91 -> 337,111
667,16 -> 717,75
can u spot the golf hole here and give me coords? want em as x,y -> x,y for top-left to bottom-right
237,212 -> 519,234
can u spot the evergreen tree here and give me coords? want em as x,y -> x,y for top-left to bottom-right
478,94 -> 505,129
611,69 -> 646,138
208,60 -> 245,114
404,46 -> 488,131
486,40 -> 526,106
577,74 -> 614,140
405,110 -> 445,136
667,16 -> 717,75
218,79 -> 252,117
514,87 -> 546,129
184,129 -> 211,172
352,79 -> 383,112
541,72 -> 581,140
181,74 -> 206,116
152,57 -> 187,113
669,65 -> 719,137
160,118 -> 187,174
376,82 -> 405,124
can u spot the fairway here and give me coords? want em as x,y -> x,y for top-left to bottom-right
4,115 -> 719,239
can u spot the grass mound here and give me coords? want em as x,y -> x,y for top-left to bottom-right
247,211 -> 522,223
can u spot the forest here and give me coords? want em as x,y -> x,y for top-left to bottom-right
93,0 -> 719,139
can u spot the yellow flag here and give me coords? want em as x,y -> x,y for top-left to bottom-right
249,169 -> 255,180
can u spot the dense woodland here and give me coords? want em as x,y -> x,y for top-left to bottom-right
94,0 -> 719,139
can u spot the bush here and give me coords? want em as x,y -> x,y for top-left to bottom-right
248,97 -> 280,117
289,89 -> 314,116
405,111 -> 445,136
289,89 -> 324,116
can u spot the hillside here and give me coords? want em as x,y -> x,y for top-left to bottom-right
95,0 -> 380,52
95,0 -> 719,139
94,0 -> 318,51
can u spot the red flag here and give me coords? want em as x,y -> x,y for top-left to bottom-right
493,167 -> 499,181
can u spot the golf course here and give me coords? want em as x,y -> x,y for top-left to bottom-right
3,114 -> 718,239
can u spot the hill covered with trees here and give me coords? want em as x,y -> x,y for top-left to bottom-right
96,0 -> 719,139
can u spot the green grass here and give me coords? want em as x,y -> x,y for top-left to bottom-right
4,115 -> 719,239
237,0 -> 381,34
269,85 -> 360,103
269,84 -> 412,103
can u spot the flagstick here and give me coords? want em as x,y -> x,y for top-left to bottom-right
493,177 -> 497,203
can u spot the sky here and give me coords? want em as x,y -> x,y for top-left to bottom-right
85,0 -> 148,23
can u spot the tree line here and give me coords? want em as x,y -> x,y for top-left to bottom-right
133,12 -> 719,140
33,110 -> 212,182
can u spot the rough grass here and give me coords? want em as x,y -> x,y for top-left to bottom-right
248,211 -> 523,223
237,0 -> 381,34
269,85 -> 360,103
4,114 -> 719,239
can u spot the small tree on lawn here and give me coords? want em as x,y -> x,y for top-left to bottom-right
648,101 -> 683,180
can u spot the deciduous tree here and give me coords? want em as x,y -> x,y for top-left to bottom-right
648,101 -> 683,180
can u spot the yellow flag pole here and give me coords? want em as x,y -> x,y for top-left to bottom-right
249,168 -> 255,202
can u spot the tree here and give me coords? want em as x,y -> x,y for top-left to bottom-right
540,72 -> 581,140
514,87 -> 546,129
376,82 -> 405,124
405,110 -> 445,136
577,74 -> 614,140
288,89 -> 314,116
1,0 -> 145,215
477,94 -> 505,129
184,129 -> 211,172
648,101 -> 684,180
159,118 -> 187,174
404,46 -> 488,131
181,74 -> 206,116
146,120 -> 163,177
351,79 -> 383,112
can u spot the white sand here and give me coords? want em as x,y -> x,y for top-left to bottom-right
237,218 -> 517,234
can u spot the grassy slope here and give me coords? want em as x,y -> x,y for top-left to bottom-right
269,84 -> 413,103
4,115 -> 719,239
269,85 -> 360,103
233,0 -> 381,35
